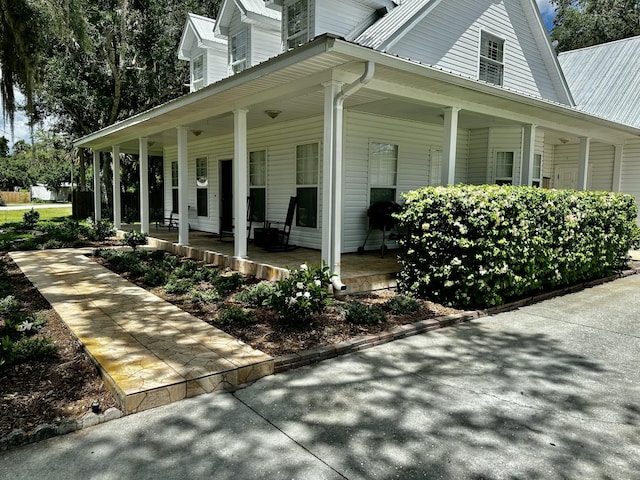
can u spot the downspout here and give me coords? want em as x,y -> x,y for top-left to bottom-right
329,61 -> 375,292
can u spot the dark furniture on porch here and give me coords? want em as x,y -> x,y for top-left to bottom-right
254,196 -> 297,251
358,200 -> 402,258
219,197 -> 254,242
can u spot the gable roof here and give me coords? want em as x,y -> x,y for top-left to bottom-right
215,0 -> 281,37
355,0 -> 573,105
559,36 -> 640,128
177,13 -> 225,60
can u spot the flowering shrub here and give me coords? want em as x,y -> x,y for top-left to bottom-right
268,263 -> 333,322
122,230 -> 148,251
397,185 -> 640,308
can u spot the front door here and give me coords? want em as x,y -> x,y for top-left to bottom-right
554,165 -> 577,190
220,160 -> 233,232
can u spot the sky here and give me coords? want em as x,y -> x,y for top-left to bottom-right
1,0 -> 558,150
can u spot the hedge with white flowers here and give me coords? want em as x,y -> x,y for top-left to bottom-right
396,185 -> 640,308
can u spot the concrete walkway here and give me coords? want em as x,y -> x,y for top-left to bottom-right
9,249 -> 273,414
1,271 -> 639,479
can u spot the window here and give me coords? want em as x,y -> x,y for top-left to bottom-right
286,0 -> 309,49
495,151 -> 514,185
249,150 -> 267,223
532,154 -> 542,187
479,31 -> 504,86
230,30 -> 248,74
295,143 -> 318,228
369,142 -> 398,204
192,55 -> 204,89
171,161 -> 179,213
196,157 -> 208,217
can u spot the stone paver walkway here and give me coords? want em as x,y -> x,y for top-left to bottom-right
10,249 -> 273,414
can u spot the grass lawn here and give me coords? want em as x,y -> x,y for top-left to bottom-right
0,206 -> 73,225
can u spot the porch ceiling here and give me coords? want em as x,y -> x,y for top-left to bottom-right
76,35 -> 640,155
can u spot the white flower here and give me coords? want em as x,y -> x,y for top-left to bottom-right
314,279 -> 322,287
289,297 -> 297,304
296,291 -> 303,297
303,291 -> 311,299
17,320 -> 34,332
296,282 -> 304,289
299,264 -> 308,271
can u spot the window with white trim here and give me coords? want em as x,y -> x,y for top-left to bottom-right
295,142 -> 318,228
196,157 -> 208,217
495,151 -> 514,185
479,31 -> 504,86
171,161 -> 179,213
192,55 -> 204,90
532,154 -> 542,187
249,150 -> 267,223
286,0 -> 309,49
230,30 -> 248,74
369,142 -> 398,204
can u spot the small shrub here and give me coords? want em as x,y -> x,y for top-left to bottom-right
213,273 -> 244,296
42,239 -> 65,250
122,231 -> 148,251
216,306 -> 256,325
22,209 -> 40,230
384,295 -> 420,315
173,260 -> 201,279
190,288 -> 221,304
0,295 -> 20,315
268,263 -> 332,323
164,277 -> 194,294
342,301 -> 386,325
0,194 -> 5,206
12,337 -> 57,363
45,219 -> 89,242
142,267 -> 169,287
90,219 -> 115,241
234,282 -> 276,307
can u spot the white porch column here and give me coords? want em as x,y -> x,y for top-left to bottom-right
612,144 -> 624,192
321,81 -> 343,275
177,126 -> 190,245
441,107 -> 460,186
112,145 -> 121,229
93,150 -> 101,221
233,109 -> 249,259
139,138 -> 150,234
577,136 -> 590,190
520,124 -> 537,186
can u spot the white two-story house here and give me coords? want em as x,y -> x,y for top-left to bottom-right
75,0 -> 640,290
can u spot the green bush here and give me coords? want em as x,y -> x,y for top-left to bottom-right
22,209 -> 40,230
90,219 -> 115,241
234,282 -> 276,307
12,337 -> 57,363
122,231 -> 148,251
142,267 -> 169,287
212,272 -> 244,296
268,263 -> 333,322
190,287 -> 221,304
342,301 -> 386,325
164,277 -> 194,294
216,305 -> 256,325
397,185 -> 640,308
384,295 -> 420,315
0,295 -> 20,315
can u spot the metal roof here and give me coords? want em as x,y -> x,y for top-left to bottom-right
559,35 -> 640,128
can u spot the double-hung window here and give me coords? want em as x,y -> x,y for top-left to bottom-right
286,0 -> 309,49
369,142 -> 398,204
479,31 -> 504,86
196,157 -> 208,217
192,55 -> 204,90
171,161 -> 179,213
230,30 -> 248,74
495,151 -> 514,185
249,150 -> 267,223
295,143 -> 318,228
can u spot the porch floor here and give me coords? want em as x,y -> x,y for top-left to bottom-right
120,225 -> 401,294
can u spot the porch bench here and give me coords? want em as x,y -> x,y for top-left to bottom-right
156,212 -> 178,231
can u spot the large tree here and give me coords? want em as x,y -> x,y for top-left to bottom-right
551,0 -> 640,51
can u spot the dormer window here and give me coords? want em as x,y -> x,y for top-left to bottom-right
231,30 -> 248,74
286,0 -> 309,49
479,31 -> 504,86
192,55 -> 204,90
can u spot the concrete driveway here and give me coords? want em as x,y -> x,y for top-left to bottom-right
1,275 -> 639,479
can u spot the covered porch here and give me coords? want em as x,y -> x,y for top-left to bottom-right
120,225 -> 400,294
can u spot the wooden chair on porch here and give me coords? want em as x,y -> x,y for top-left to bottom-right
218,197 -> 254,242
255,196 -> 297,252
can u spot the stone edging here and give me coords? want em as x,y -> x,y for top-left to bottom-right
2,266 -> 636,451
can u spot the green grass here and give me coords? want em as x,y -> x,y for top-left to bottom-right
0,206 -> 73,226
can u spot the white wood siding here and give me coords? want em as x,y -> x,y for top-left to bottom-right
467,128 -> 489,184
251,26 -> 282,65
487,127 -> 523,184
206,46 -> 229,85
388,0 -> 561,102
316,0 -> 374,38
342,111 -> 469,252
543,139 -> 554,184
552,142 -> 614,191
620,140 -> 640,210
